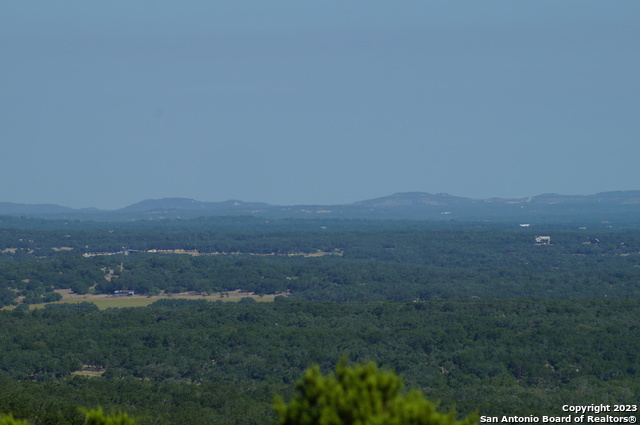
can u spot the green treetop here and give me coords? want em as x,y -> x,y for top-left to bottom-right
275,359 -> 478,425
0,415 -> 29,425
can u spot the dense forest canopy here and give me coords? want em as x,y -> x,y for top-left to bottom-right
1,298 -> 639,424
1,217 -> 640,306
0,216 -> 638,424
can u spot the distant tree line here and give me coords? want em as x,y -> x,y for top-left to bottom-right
1,219 -> 640,306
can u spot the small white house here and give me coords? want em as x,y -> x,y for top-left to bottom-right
535,236 -> 551,244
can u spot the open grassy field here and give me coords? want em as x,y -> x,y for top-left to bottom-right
7,289 -> 284,310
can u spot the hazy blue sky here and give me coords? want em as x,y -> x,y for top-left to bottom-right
2,1 -> 639,209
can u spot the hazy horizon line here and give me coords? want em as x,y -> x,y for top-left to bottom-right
3,189 -> 640,211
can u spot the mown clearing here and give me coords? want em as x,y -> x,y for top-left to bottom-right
9,289 -> 284,310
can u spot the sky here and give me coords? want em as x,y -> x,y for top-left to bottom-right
2,1 -> 639,209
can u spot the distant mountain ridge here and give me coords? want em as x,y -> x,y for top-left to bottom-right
358,191 -> 640,206
121,198 -> 270,212
2,191 -> 640,222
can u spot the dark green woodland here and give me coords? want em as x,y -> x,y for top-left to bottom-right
0,216 -> 638,424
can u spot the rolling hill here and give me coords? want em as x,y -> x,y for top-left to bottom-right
2,191 -> 640,222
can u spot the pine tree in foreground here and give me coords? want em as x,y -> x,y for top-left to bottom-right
0,414 -> 29,425
82,407 -> 137,425
275,358 -> 478,425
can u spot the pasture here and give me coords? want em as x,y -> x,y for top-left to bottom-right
7,289 -> 282,310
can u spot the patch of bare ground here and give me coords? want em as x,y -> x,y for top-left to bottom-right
1,248 -> 34,254
71,365 -> 105,378
51,288 -> 286,305
84,248 -> 343,258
